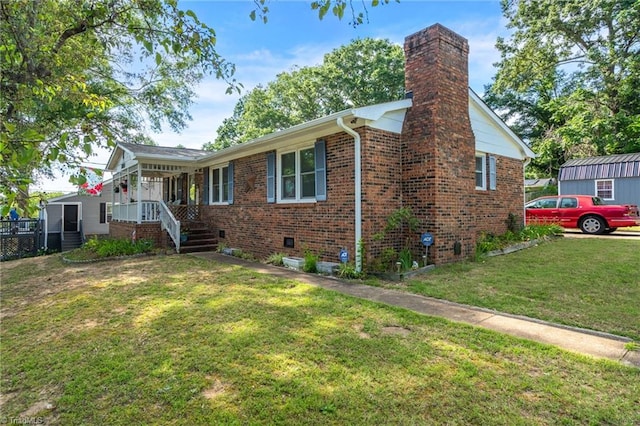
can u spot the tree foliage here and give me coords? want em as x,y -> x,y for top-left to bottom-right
1,0 -> 239,215
252,0 -> 399,27
1,0 -> 396,216
205,38 -> 405,151
487,0 -> 640,177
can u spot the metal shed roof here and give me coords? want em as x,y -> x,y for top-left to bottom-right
559,153 -> 640,181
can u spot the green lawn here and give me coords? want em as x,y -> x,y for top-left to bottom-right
379,238 -> 640,340
1,254 -> 639,425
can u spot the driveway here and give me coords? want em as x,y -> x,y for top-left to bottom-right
563,230 -> 640,240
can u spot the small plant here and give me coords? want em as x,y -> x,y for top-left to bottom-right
373,207 -> 420,241
398,247 -> 413,271
337,262 -> 364,279
520,224 -> 563,240
373,208 -> 421,273
234,249 -> 256,261
217,242 -> 228,253
303,249 -> 319,273
265,252 -> 286,266
624,342 -> 640,352
370,247 -> 398,273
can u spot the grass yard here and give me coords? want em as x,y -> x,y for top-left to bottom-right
381,238 -> 640,340
1,254 -> 639,425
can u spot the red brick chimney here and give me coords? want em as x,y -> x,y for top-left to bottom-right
401,24 -> 477,264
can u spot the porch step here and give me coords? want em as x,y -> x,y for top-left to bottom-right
170,222 -> 218,254
62,232 -> 83,252
180,242 -> 219,254
178,235 -> 219,254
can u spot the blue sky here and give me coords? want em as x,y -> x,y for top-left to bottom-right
35,0 -> 508,192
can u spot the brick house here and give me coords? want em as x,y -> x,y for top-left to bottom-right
106,23 -> 535,270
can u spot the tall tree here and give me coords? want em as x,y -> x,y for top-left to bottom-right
2,0 -> 394,215
1,0 -> 239,215
487,0 -> 640,177
205,37 -> 405,151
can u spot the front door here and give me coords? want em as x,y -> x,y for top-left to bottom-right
63,205 -> 79,232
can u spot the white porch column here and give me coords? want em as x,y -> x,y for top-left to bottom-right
136,163 -> 143,224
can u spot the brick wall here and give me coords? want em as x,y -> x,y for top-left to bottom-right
359,127 -> 404,264
474,155 -> 525,236
202,131 -> 358,262
199,127 -> 405,265
402,24 -> 477,264
109,221 -> 166,248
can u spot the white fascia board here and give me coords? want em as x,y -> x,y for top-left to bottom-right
106,145 -> 130,170
197,110 -> 352,166
131,153 -> 202,163
468,88 -> 536,160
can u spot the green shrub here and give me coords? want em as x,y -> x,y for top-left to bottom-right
337,262 -> 364,279
265,252 -> 286,266
303,249 -> 319,273
476,224 -> 562,255
370,247 -> 398,273
234,249 -> 256,261
66,237 -> 154,261
520,224 -> 563,240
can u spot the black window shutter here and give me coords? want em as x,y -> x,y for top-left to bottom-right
99,203 -> 106,223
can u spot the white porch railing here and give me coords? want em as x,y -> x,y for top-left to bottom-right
159,200 -> 181,253
112,201 -> 160,223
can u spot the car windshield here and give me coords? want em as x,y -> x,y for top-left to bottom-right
592,197 -> 606,206
526,198 -> 557,209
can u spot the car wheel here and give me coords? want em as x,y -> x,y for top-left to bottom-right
603,228 -> 617,234
580,215 -> 606,234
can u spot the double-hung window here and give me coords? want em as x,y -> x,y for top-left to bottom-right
267,140 -> 326,203
211,165 -> 230,203
475,153 -> 496,191
475,154 -> 486,190
595,179 -> 614,200
279,147 -> 316,201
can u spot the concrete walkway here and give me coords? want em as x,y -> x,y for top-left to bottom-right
189,252 -> 639,368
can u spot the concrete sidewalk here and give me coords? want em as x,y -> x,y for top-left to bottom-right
190,252 -> 639,368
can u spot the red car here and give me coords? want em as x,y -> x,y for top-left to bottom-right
525,195 -> 640,234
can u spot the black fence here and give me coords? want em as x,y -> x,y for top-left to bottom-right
0,219 -> 45,261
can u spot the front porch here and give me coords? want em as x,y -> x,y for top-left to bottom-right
107,143 -> 212,252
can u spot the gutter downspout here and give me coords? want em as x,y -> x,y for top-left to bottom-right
337,116 -> 362,272
523,156 -> 532,226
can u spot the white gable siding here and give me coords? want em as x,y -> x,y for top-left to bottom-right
469,100 -> 524,160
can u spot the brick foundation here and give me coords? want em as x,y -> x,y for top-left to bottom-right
109,221 -> 166,248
